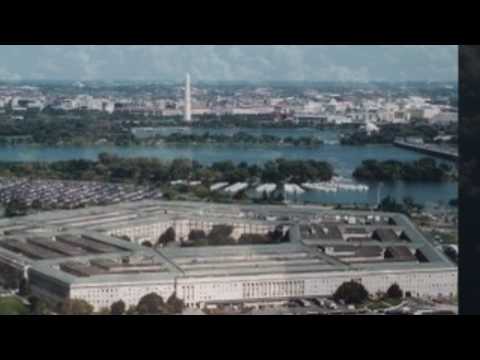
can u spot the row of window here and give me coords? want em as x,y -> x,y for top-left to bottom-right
243,281 -> 305,299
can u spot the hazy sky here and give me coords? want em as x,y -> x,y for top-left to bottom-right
0,45 -> 458,82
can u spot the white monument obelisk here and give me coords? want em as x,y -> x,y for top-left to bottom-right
185,73 -> 192,122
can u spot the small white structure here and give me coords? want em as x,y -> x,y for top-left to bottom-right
284,184 -> 305,194
224,183 -> 248,194
255,184 -> 277,194
364,121 -> 380,135
210,182 -> 229,192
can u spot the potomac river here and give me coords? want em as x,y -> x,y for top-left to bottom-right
0,128 -> 457,207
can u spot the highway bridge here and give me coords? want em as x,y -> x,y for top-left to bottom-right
394,140 -> 458,161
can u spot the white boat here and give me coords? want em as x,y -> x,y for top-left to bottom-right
255,183 -> 277,194
224,183 -> 249,194
284,184 -> 305,194
210,182 -> 229,192
302,182 -> 338,193
170,180 -> 186,186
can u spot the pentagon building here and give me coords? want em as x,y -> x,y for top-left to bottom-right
0,201 -> 457,310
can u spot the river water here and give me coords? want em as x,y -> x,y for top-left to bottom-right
0,128 -> 457,207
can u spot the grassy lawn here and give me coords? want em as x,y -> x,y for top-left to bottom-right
366,301 -> 388,311
383,298 -> 403,307
0,296 -> 29,315
367,297 -> 403,311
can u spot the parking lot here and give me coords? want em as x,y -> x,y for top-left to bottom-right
0,177 -> 163,209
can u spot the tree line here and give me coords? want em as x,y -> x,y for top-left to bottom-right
14,292 -> 186,316
340,122 -> 457,146
0,154 -> 334,185
147,131 -> 324,147
353,158 -> 454,182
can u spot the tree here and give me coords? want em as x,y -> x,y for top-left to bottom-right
28,296 -> 50,315
239,234 -> 269,245
137,293 -> 165,315
97,307 -> 111,315
5,198 -> 28,218
233,189 -> 248,201
378,196 -> 406,214
163,189 -> 178,201
110,300 -> 126,315
261,190 -> 269,202
158,227 -> 176,247
188,230 -> 207,242
386,283 -> 404,300
269,227 -> 288,243
59,299 -> 94,315
170,159 -> 193,180
18,278 -> 30,297
193,185 -> 210,199
166,293 -> 186,314
208,225 -> 235,246
274,191 -> 285,203
1,266 -> 21,290
403,196 -> 424,212
333,281 -> 369,305
31,199 -> 43,210
126,305 -> 137,315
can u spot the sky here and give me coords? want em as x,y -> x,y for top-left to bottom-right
0,45 -> 458,83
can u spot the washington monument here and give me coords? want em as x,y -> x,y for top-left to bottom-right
185,73 -> 192,122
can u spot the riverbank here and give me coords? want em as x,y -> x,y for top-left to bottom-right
353,158 -> 456,182
0,141 -> 458,207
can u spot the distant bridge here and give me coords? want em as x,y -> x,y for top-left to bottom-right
393,140 -> 458,161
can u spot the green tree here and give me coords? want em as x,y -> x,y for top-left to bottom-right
333,281 -> 369,305
58,299 -> 94,315
0,266 -> 21,290
274,191 -> 285,203
188,230 -> 207,242
126,305 -> 137,315
233,190 -> 248,201
261,190 -> 269,202
137,293 -> 165,315
193,185 -> 210,199
110,300 -> 126,315
158,227 -> 176,247
378,196 -> 406,214
163,189 -> 178,201
31,199 -> 43,210
5,198 -> 28,218
208,225 -> 235,246
166,293 -> 186,314
97,307 -> 111,315
28,296 -> 50,315
170,159 -> 193,180
386,283 -> 404,300
18,278 -> 30,297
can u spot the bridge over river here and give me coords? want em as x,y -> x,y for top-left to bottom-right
393,140 -> 458,161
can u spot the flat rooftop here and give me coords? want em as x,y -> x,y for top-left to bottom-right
0,200 -> 455,286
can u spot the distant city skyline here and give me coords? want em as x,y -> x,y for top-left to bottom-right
0,45 -> 458,83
